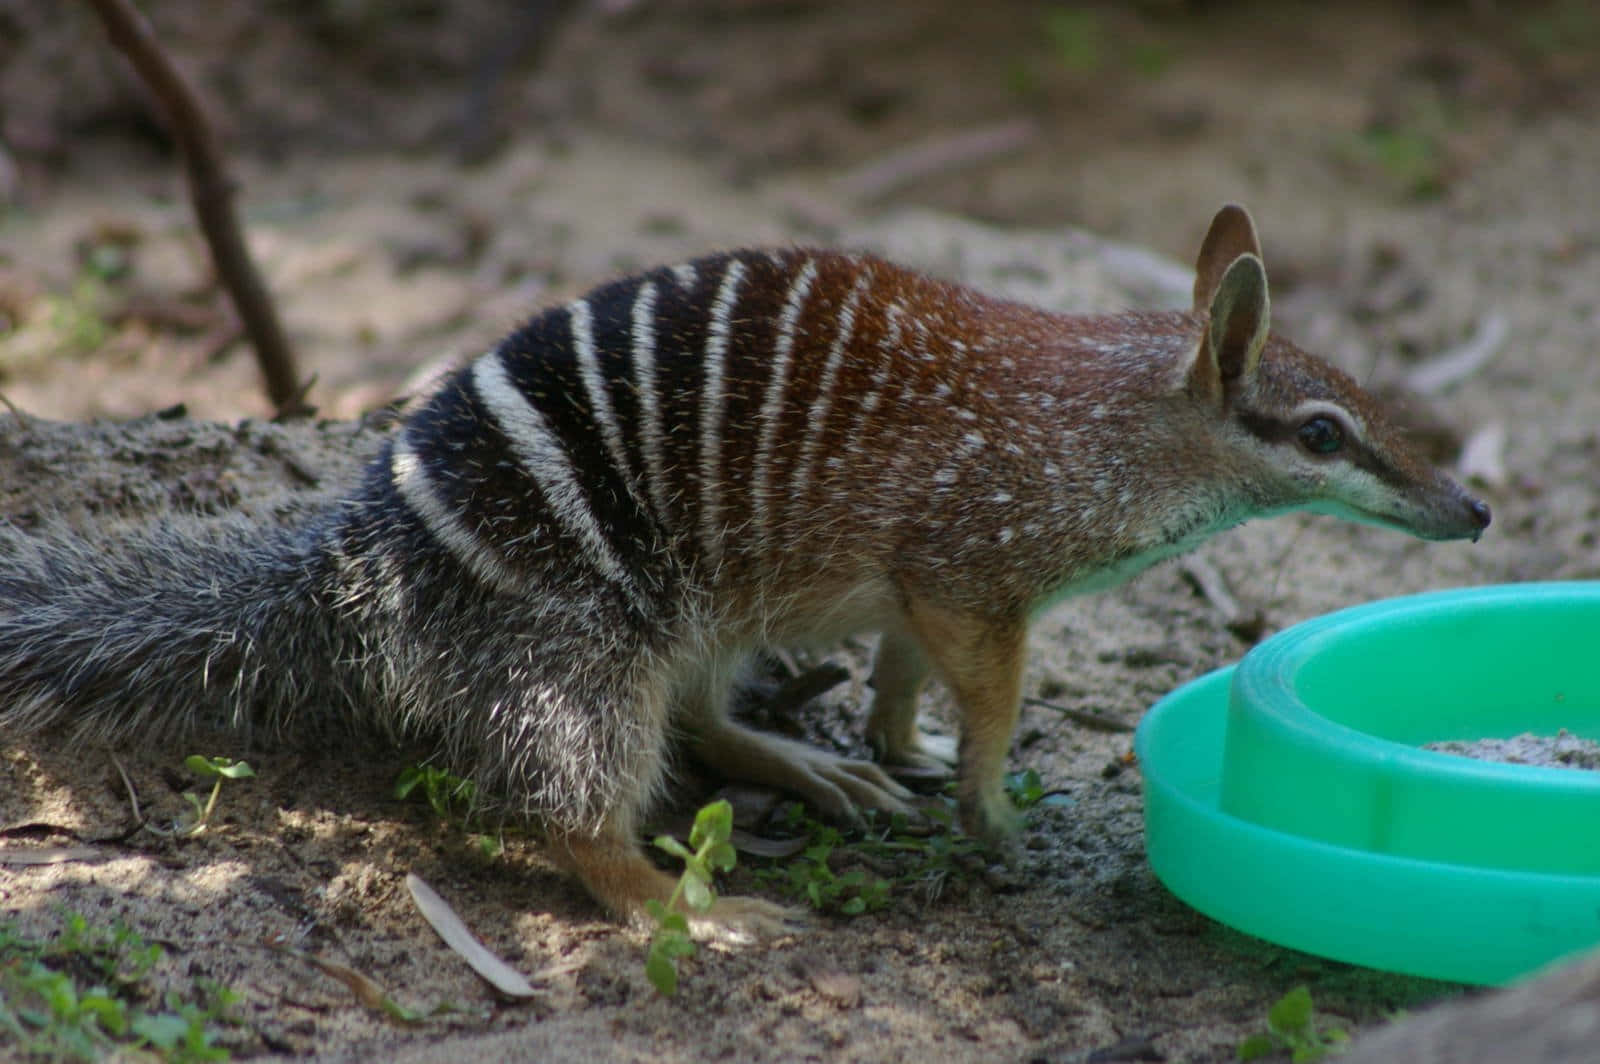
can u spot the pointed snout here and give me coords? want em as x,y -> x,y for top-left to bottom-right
1415,486 -> 1491,543
1465,496 -> 1492,542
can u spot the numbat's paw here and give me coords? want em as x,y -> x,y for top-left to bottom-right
679,895 -> 807,946
872,727 -> 959,776
694,719 -> 918,824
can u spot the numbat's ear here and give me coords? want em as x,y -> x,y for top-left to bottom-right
1187,252 -> 1270,403
1193,204 -> 1264,312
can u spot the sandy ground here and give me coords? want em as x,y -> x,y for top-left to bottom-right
3,2 -> 1600,1060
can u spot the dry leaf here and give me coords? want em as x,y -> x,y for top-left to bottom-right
406,872 -> 538,999
0,846 -> 105,865
807,968 -> 862,1009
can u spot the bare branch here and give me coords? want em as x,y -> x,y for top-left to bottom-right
835,119 -> 1037,204
80,0 -> 309,417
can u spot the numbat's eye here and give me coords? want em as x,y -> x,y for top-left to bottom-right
1297,416 -> 1344,455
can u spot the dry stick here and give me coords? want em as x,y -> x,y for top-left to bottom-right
81,0 -> 308,418
834,119 -> 1038,204
1178,554 -> 1241,624
1403,310 -> 1508,397
1021,695 -> 1134,734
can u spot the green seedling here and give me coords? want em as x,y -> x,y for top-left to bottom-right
1039,8 -> 1172,82
46,276 -> 113,355
1359,125 -> 1447,201
177,756 -> 255,837
1238,985 -> 1350,1063
0,911 -> 238,1062
1519,0 -> 1600,58
759,819 -> 892,917
394,763 -> 506,859
1004,767 -> 1075,812
644,799 -> 736,996
759,766 -> 1061,913
1044,9 -> 1105,74
394,762 -> 477,822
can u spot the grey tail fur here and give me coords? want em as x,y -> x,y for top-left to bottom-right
0,512 -> 342,745
0,468 -> 673,836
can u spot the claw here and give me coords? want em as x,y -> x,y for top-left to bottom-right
692,718 -> 920,824
683,896 -> 807,945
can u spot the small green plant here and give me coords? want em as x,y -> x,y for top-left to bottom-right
1359,125 -> 1447,201
761,820 -> 892,916
1518,0 -> 1600,58
44,276 -> 113,355
1036,8 -> 1173,84
177,756 -> 255,837
1044,9 -> 1105,74
0,912 -> 237,1062
1004,767 -> 1075,812
394,762 -> 477,822
644,799 -> 736,996
758,768 -> 1060,914
1238,985 -> 1350,1063
395,763 -> 505,858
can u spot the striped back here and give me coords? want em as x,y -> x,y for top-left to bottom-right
375,223 -> 1494,633
375,247 -> 1126,621
384,251 -> 938,601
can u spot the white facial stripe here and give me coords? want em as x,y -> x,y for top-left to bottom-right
390,433 -> 522,596
752,258 -> 819,552
699,259 -> 747,565
1287,399 -> 1363,434
472,352 -> 641,604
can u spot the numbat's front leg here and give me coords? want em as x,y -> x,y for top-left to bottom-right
902,598 -> 1029,845
866,630 -> 959,772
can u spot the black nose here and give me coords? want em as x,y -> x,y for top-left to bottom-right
1467,497 -> 1491,542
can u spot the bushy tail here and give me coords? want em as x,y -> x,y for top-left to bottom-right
0,514 -> 341,744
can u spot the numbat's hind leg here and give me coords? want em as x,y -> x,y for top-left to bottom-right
550,815 -> 801,944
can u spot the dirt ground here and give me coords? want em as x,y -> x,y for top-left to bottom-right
2,1 -> 1600,1060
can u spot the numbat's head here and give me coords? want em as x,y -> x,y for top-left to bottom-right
1176,204 -> 1490,544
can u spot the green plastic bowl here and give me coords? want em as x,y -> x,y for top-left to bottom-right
1136,583 -> 1600,985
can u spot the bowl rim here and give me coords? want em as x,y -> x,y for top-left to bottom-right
1232,580 -> 1600,795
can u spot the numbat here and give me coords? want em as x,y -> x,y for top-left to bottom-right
0,206 -> 1487,937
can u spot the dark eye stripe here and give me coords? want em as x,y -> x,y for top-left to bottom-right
1238,411 -> 1408,487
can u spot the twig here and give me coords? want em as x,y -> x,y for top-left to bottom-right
1021,696 -> 1134,733
835,119 -> 1037,204
1458,421 -> 1508,491
0,391 -> 27,422
1178,555 -> 1240,623
80,0 -> 309,418
1403,311 -> 1508,396
109,750 -> 184,839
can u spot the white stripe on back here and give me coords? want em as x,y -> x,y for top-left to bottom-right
670,262 -> 697,289
390,432 -> 522,595
569,298 -> 636,496
789,268 -> 871,513
841,296 -> 902,444
698,258 -> 747,567
631,281 -> 670,524
472,352 -> 642,606
751,257 -> 819,553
